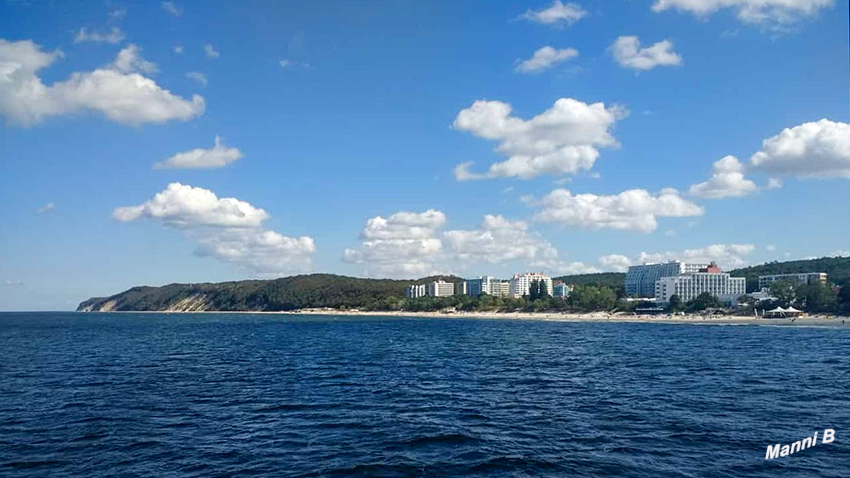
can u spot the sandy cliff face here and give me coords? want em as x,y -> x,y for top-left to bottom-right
77,294 -> 211,312
164,295 -> 210,312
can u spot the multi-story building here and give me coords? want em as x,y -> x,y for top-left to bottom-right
428,280 -> 455,297
509,272 -> 553,298
655,269 -> 746,306
465,276 -> 502,297
758,272 -> 828,290
625,261 -> 710,298
404,284 -> 426,299
497,281 -> 511,298
455,281 -> 467,295
552,281 -> 573,298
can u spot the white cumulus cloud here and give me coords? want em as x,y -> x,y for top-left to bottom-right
113,182 -> 267,227
444,215 -> 559,265
113,183 -> 314,276
749,119 -> 850,179
529,188 -> 704,233
521,1 -> 587,26
110,44 -> 158,74
651,0 -> 835,29
453,98 -> 627,180
601,244 -> 756,271
37,202 -> 55,214
689,155 -> 758,198
636,244 -> 756,269
0,39 -> 204,126
610,36 -> 682,71
599,254 -> 632,272
154,136 -> 243,170
73,26 -> 125,44
344,209 -> 447,277
516,46 -> 579,74
766,177 -> 783,189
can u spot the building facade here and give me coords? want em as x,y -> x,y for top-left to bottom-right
509,273 -> 553,298
404,284 -> 426,299
655,272 -> 746,306
427,280 -> 455,297
455,281 -> 467,295
758,272 -> 828,290
552,281 -> 573,298
625,261 -> 710,298
497,281 -> 511,298
465,276 -> 502,297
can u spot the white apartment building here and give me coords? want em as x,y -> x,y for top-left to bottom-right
497,281 -> 511,298
626,261 -> 710,298
509,272 -> 553,298
465,276 -> 501,297
404,284 -> 426,299
655,272 -> 746,306
428,280 -> 455,297
758,272 -> 827,290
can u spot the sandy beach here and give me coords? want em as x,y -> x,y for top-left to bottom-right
279,309 -> 849,327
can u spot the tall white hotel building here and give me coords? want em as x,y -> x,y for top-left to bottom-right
509,273 -> 553,298
625,261 -> 709,298
655,270 -> 746,306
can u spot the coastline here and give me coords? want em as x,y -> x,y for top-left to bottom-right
282,309 -> 848,326
76,308 -> 850,327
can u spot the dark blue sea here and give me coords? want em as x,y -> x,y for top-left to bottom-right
1,313 -> 848,477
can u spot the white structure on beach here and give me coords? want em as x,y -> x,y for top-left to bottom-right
626,261 -> 710,298
509,272 -> 553,298
655,267 -> 746,306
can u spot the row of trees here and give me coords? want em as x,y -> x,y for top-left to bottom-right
363,284 -> 622,313
747,280 -> 850,314
368,282 -> 850,316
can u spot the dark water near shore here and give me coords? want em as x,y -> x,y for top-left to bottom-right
1,313 -> 848,477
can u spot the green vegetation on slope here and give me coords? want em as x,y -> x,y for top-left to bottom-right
78,274 -> 464,312
729,256 -> 850,292
552,272 -> 625,289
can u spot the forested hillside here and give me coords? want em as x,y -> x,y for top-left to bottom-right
78,274 -> 465,312
730,256 -> 850,292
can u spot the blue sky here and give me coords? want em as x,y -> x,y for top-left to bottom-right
1,0 -> 848,310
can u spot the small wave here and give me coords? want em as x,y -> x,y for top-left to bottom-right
401,432 -> 478,447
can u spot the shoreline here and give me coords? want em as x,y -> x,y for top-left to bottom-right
73,309 -> 850,327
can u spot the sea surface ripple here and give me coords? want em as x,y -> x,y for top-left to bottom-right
1,312 -> 848,477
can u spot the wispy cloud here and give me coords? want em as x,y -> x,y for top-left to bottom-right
516,46 -> 578,74
73,26 -> 125,44
186,71 -> 207,86
521,1 -> 587,27
204,44 -> 220,59
162,1 -> 183,17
